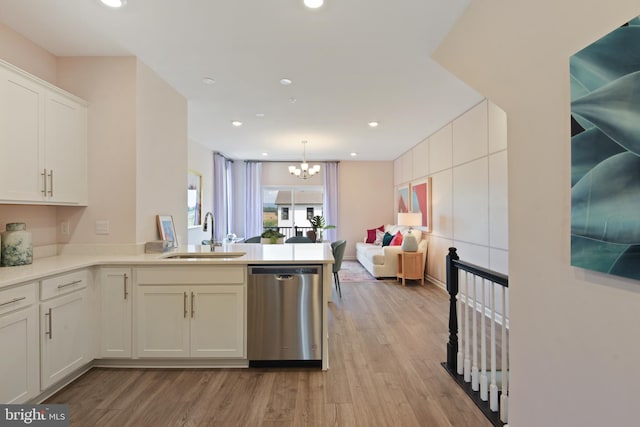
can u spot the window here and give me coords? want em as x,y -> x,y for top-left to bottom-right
262,186 -> 324,239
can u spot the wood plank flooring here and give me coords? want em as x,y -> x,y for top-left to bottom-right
45,277 -> 492,427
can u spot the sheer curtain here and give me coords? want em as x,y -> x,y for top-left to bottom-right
244,161 -> 263,239
213,152 -> 232,242
323,162 -> 339,242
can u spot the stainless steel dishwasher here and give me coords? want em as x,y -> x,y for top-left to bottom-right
247,265 -> 322,365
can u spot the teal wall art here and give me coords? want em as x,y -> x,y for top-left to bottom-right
570,15 -> 640,280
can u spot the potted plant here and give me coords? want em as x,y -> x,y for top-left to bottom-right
261,229 -> 285,244
307,215 -> 335,242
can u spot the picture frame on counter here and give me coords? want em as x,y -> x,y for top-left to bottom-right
156,215 -> 178,247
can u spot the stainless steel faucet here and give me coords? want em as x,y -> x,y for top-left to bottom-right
202,212 -> 220,249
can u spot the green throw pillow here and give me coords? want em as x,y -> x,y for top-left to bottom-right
382,232 -> 394,246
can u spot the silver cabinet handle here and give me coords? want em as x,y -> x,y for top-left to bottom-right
57,280 -> 82,289
191,291 -> 195,318
0,296 -> 26,307
48,169 -> 54,197
183,292 -> 187,318
45,308 -> 52,339
41,169 -> 47,195
123,273 -> 129,300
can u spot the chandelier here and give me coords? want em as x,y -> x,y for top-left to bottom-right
288,141 -> 320,179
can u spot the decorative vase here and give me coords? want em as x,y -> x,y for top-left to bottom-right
1,222 -> 33,267
260,238 -> 284,244
307,230 -> 317,242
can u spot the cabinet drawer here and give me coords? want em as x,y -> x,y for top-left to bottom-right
0,282 -> 37,316
136,266 -> 245,285
40,270 -> 87,300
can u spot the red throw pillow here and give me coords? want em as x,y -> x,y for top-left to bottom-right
389,231 -> 404,246
366,225 -> 385,243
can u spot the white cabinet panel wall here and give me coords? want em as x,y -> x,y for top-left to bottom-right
401,152 -> 413,184
452,157 -> 489,246
488,101 -> 508,153
489,151 -> 509,250
431,169 -> 453,239
452,101 -> 488,166
412,139 -> 429,180
425,235 -> 454,285
394,158 -> 402,186
429,124 -> 453,174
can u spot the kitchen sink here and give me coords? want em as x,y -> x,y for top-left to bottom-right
163,252 -> 246,259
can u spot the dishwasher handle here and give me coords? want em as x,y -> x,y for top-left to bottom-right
249,266 -> 320,276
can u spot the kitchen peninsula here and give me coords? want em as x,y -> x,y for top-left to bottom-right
0,243 -> 335,405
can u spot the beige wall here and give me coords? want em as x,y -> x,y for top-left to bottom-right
56,57 -> 137,245
435,1 -> 640,425
339,161 -> 395,259
135,61 -> 188,245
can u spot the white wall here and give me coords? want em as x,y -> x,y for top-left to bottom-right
395,100 -> 508,284
188,140 -> 213,245
434,1 -> 640,425
135,60 -> 188,245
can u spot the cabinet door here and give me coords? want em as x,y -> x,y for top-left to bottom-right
44,90 -> 87,205
190,285 -> 245,358
135,286 -> 189,358
40,290 -> 88,390
0,306 -> 39,404
0,66 -> 45,202
100,268 -> 132,358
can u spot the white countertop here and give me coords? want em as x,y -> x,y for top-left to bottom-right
0,243 -> 335,290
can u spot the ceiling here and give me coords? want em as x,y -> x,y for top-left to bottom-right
0,0 -> 481,162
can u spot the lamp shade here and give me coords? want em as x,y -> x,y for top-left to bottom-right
397,212 -> 421,227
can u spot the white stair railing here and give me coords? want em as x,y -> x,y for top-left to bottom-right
445,247 -> 509,426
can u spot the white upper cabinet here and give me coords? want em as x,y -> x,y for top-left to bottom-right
0,60 -> 88,205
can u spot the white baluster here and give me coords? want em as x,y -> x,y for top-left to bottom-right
489,281 -> 499,412
471,275 -> 479,391
480,278 -> 488,401
456,270 -> 464,375
500,285 -> 509,423
463,273 -> 471,383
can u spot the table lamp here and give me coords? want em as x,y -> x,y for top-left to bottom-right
397,212 -> 422,251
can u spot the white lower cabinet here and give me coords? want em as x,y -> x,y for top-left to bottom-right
100,268 -> 132,357
135,266 -> 246,359
0,282 -> 39,404
40,271 -> 88,390
136,285 -> 245,358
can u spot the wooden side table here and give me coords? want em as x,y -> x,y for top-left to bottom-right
396,251 -> 425,286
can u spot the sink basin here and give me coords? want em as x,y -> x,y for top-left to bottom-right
164,252 -> 246,259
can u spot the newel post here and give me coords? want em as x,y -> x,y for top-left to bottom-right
446,247 -> 459,372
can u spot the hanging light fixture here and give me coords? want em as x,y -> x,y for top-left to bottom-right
288,141 -> 321,179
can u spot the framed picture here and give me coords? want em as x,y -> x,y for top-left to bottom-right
397,185 -> 410,213
411,178 -> 432,231
157,215 -> 178,247
187,170 -> 202,228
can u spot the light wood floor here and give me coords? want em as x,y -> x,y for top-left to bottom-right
46,276 -> 492,427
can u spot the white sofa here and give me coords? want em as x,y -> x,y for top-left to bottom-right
355,226 -> 428,278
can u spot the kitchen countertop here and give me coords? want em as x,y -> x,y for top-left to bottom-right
0,243 -> 335,289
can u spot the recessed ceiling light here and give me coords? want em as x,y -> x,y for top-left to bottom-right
289,98 -> 297,104
304,0 -> 324,9
231,121 -> 243,127
280,78 -> 292,86
262,152 -> 269,156
100,0 -> 126,8
350,152 -> 358,157
256,113 -> 265,117
368,121 -> 379,128
202,77 -> 216,85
